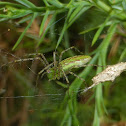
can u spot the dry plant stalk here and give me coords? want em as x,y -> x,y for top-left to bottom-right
83,62 -> 126,93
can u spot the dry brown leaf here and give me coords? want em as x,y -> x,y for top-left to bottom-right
83,62 -> 126,93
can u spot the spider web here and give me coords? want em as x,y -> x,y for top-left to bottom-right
0,13 -> 96,125
0,14 -> 72,126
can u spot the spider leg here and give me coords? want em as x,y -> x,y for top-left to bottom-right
26,53 -> 49,67
36,62 -> 54,88
0,57 -> 41,68
61,69 -> 69,83
36,71 -> 48,88
53,52 -> 57,68
38,53 -> 49,66
59,46 -> 83,63
41,71 -> 47,78
69,71 -> 85,82
38,62 -> 54,75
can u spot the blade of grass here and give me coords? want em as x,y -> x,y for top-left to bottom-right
7,11 -> 32,19
91,16 -> 110,46
49,17 -> 56,42
68,3 -> 85,23
14,0 -> 36,8
37,13 -> 56,47
68,99 -> 79,126
93,107 -> 100,126
43,0 -> 49,6
79,21 -> 112,34
68,1 -> 90,23
93,0 -> 111,12
56,8 -> 73,49
92,22 -> 117,126
60,106 -> 71,126
0,6 -> 32,19
122,0 -> 126,11
95,57 -> 104,116
17,15 -> 33,24
67,0 -> 74,7
12,12 -> 38,50
56,3 -> 91,49
0,2 -> 27,8
39,10 -> 50,36
67,5 -> 91,28
119,48 -> 126,61
98,22 -> 117,55
47,0 -> 64,8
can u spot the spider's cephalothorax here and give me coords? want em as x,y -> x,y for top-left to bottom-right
46,64 -> 63,81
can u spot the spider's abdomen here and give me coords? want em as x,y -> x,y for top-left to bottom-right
59,55 -> 91,72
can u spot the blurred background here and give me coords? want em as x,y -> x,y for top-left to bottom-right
0,0 -> 126,126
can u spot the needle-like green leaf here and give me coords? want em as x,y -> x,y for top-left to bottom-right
37,13 -> 56,47
91,16 -> 110,46
119,48 -> 126,61
12,13 -> 37,50
56,8 -> 73,49
14,0 -> 36,8
39,10 -> 50,36
47,0 -> 64,8
68,2 -> 90,23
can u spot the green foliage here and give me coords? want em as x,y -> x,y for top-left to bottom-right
0,0 -> 126,126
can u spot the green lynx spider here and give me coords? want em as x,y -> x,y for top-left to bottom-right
1,47 -> 91,83
35,46 -> 91,83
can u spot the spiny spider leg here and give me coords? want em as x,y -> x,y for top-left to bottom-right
0,49 -> 20,59
61,69 -> 69,83
41,71 -> 47,78
53,52 -> 57,67
53,51 -> 60,80
0,57 -> 41,68
69,71 -> 85,82
36,71 -> 47,88
38,53 -> 49,66
36,62 -> 54,87
78,64 -> 105,68
38,62 -> 54,75
26,53 -> 49,67
0,50 -> 47,75
59,46 -> 83,63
